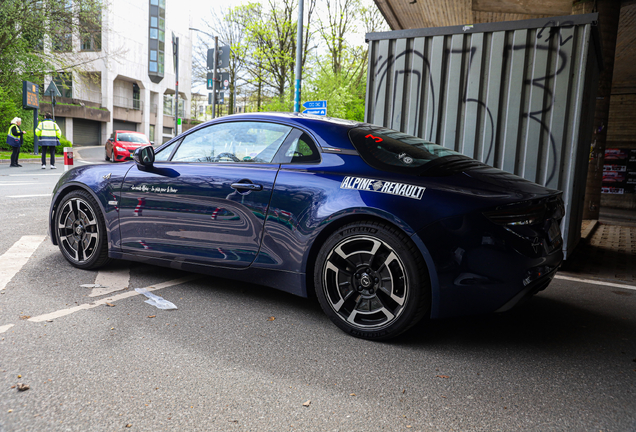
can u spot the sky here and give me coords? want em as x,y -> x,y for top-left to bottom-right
186,0 -> 376,48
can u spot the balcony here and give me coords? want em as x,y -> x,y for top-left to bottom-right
113,95 -> 143,111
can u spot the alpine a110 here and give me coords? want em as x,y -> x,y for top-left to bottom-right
49,113 -> 564,340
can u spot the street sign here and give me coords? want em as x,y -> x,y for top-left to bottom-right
302,100 -> 327,109
302,108 -> 327,116
44,81 -> 61,97
206,72 -> 230,90
207,46 -> 231,69
22,81 -> 39,109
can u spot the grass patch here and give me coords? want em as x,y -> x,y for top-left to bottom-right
0,151 -> 45,160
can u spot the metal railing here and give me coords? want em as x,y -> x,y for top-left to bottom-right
113,95 -> 143,111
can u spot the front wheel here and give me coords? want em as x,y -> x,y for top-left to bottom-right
55,190 -> 110,269
314,221 -> 430,340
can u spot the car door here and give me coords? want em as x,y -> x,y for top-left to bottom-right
118,120 -> 293,268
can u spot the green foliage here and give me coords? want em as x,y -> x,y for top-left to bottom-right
1,130 -> 70,154
0,85 -> 19,130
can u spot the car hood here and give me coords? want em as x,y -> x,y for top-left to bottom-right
116,142 -> 147,149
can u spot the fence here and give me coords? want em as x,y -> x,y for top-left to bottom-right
365,13 -> 602,258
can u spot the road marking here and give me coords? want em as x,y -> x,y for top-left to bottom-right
90,267 -> 131,297
28,275 -> 198,322
6,173 -> 62,177
0,236 -> 46,290
7,194 -> 51,198
555,275 -> 636,291
0,324 -> 14,334
0,182 -> 37,186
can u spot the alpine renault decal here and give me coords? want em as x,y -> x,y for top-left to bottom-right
340,176 -> 426,200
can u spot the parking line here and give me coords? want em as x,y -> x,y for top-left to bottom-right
555,274 -> 636,291
0,324 -> 14,334
90,267 -> 131,297
0,236 -> 46,291
0,183 -> 37,186
28,275 -> 198,323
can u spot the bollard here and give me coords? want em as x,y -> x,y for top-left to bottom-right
63,147 -> 73,172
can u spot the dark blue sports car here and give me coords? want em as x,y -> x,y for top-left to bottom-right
49,113 -> 564,340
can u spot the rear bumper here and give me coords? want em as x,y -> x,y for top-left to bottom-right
417,211 -> 564,319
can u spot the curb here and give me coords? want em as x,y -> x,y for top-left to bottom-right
0,156 -> 63,165
580,219 -> 599,241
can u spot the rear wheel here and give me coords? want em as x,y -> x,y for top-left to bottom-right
55,190 -> 110,269
314,221 -> 430,340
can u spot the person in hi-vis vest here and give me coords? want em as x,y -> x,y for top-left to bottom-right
6,117 -> 25,167
35,113 -> 61,169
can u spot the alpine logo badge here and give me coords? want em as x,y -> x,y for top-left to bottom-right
340,176 -> 426,200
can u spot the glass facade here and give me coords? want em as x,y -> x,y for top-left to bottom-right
148,0 -> 165,83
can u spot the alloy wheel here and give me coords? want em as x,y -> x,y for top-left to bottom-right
322,235 -> 408,330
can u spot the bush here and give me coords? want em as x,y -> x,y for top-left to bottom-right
1,130 -> 70,154
0,85 -> 19,132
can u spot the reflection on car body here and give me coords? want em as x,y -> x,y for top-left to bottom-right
49,113 -> 564,340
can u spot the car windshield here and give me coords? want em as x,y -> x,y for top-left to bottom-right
117,133 -> 148,144
348,125 -> 471,175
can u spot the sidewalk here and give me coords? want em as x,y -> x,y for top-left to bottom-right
561,209 -> 636,284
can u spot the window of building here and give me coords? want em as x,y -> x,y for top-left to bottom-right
148,0 -> 166,83
163,94 -> 173,115
79,0 -> 101,51
133,83 -> 141,110
53,32 -> 72,52
53,73 -> 73,98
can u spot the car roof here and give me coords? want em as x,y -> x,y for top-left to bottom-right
196,112 -> 365,150
115,130 -> 145,134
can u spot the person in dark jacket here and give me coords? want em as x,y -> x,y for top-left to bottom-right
35,113 -> 61,169
6,117 -> 25,167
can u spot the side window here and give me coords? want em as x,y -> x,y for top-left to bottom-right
170,121 -> 293,163
154,138 -> 181,161
282,132 -> 320,164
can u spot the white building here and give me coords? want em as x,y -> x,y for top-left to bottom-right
44,0 -> 193,147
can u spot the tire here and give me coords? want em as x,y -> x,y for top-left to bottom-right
55,190 -> 111,270
314,221 -> 430,340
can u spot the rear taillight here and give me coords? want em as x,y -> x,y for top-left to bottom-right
483,202 -> 546,226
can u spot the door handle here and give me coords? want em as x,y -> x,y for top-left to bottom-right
231,182 -> 263,191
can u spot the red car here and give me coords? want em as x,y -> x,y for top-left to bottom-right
105,130 -> 152,162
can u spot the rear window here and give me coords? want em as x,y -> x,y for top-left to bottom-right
348,126 -> 469,174
117,133 -> 148,143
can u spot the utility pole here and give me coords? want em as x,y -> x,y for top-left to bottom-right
173,33 -> 179,136
212,36 -> 219,119
294,0 -> 304,113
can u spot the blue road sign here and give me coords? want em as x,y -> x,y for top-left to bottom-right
302,108 -> 327,116
302,100 -> 327,109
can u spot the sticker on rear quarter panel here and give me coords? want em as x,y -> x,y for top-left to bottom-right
340,176 -> 425,200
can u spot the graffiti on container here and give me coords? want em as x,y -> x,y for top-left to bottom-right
370,20 -> 576,186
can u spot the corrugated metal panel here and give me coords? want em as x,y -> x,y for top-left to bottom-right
365,14 -> 601,259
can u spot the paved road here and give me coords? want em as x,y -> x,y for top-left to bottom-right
0,158 -> 635,431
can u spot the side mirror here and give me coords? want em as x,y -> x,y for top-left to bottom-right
108,138 -> 114,142
150,141 -> 155,146
133,145 -> 155,169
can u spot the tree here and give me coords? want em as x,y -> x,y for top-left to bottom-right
0,0 -> 111,122
236,0 -> 317,104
